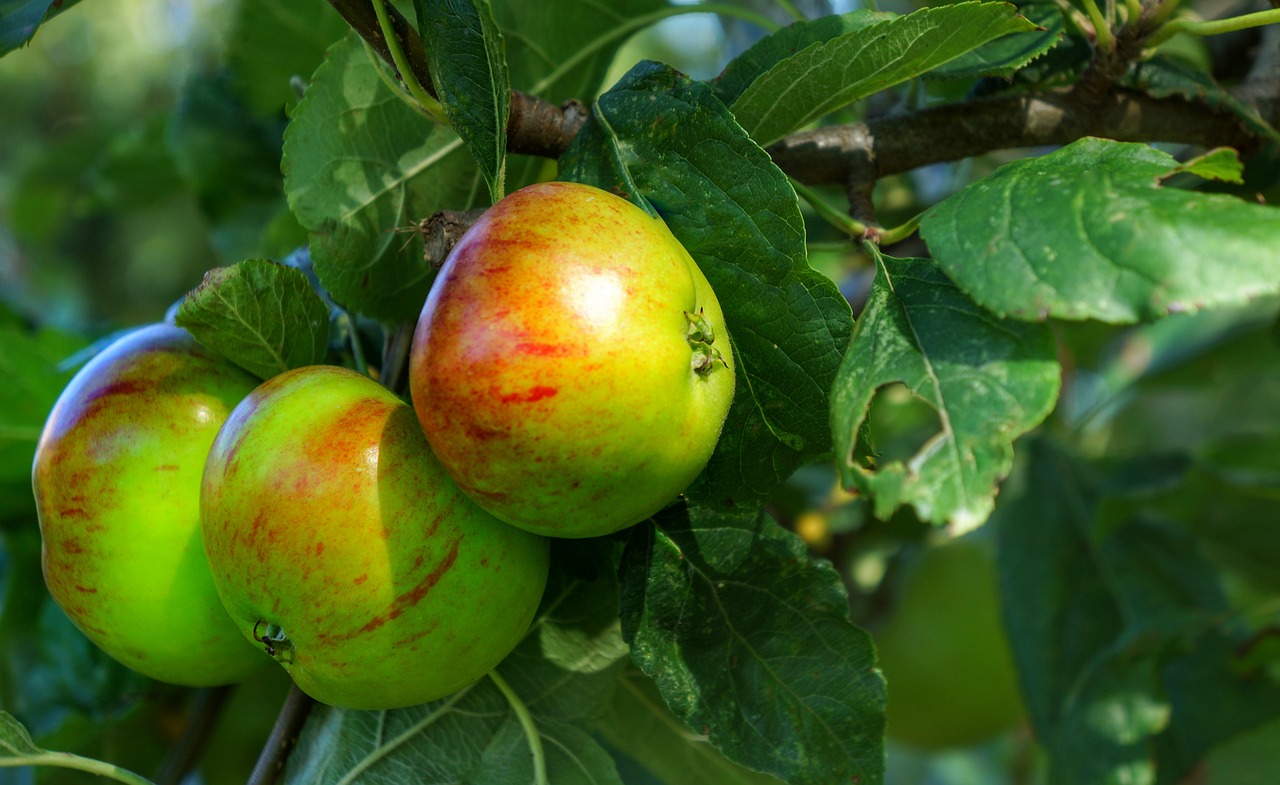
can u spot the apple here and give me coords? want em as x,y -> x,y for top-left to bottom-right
200,364 -> 550,710
873,535 -> 1024,749
409,181 -> 735,539
32,323 -> 267,686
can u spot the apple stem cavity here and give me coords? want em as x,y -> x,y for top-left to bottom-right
684,309 -> 716,345
253,619 -> 295,664
691,308 -> 732,376
686,309 -> 728,377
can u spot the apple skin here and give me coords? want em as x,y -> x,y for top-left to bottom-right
32,324 -> 268,686
409,181 -> 736,539
200,365 -> 551,710
874,536 -> 1025,749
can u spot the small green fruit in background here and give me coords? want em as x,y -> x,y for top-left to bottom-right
201,365 -> 550,710
33,323 -> 267,686
409,181 -> 736,539
874,535 -> 1024,749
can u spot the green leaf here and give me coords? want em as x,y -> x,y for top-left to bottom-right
1169,147 -> 1245,185
560,61 -> 853,512
494,0 -> 666,103
831,250 -> 1060,527
994,438 -> 1280,785
174,259 -> 331,381
927,3 -> 1064,81
417,0 -> 510,203
919,137 -> 1280,323
226,0 -> 348,115
1126,56 -> 1280,144
0,309 -> 86,519
0,0 -> 82,57
712,10 -> 892,106
729,2 -> 1038,146
619,505 -> 885,785
283,32 -> 485,321
598,669 -> 784,785
0,711 -> 40,755
0,709 -> 156,785
283,546 -> 629,785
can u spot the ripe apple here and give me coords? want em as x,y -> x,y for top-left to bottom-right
32,323 -> 267,686
873,536 -> 1025,749
409,181 -> 735,539
200,364 -> 551,710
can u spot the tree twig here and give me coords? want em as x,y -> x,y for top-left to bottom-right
326,0 -> 1275,195
246,686 -> 316,785
153,686 -> 233,785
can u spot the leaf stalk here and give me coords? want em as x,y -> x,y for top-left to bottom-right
488,671 -> 548,785
372,0 -> 448,123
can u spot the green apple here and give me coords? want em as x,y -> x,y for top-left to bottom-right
32,323 -> 267,686
409,181 -> 735,539
873,536 -> 1024,749
200,364 -> 550,710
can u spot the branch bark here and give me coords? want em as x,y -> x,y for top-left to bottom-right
327,0 -> 1274,191
768,87 -> 1264,184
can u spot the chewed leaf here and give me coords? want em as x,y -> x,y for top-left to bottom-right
920,137 -> 1280,323
831,250 -> 1060,527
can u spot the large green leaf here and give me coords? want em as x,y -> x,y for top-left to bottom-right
283,544 -> 629,785
919,137 -> 1280,323
417,0 -> 510,203
619,506 -> 885,785
994,438 -> 1280,785
174,259 -> 331,381
712,10 -> 891,106
729,2 -> 1038,146
226,0 -> 348,115
283,32 -> 485,321
561,62 -> 852,512
831,249 -> 1060,527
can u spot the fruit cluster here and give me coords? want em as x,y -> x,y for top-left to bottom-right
31,182 -> 736,709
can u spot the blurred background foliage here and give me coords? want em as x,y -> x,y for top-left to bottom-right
4,1 -> 1280,784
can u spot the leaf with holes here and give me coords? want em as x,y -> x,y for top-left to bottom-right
831,248 -> 1060,527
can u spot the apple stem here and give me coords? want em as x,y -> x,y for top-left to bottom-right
153,686 -> 234,785
488,671 -> 548,785
246,686 -> 316,785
